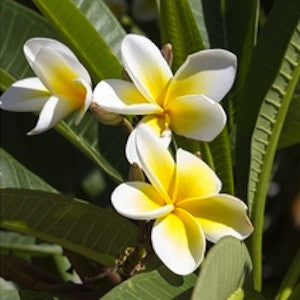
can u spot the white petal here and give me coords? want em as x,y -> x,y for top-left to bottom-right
74,78 -> 93,125
121,34 -> 172,102
126,127 -> 140,165
167,94 -> 226,141
30,46 -> 86,102
24,38 -> 91,84
111,182 -> 173,220
126,116 -> 172,167
93,80 -> 161,115
169,49 -> 237,103
152,209 -> 205,275
173,149 -> 221,202
27,96 -> 76,135
135,124 -> 175,202
0,78 -> 50,112
178,195 -> 253,243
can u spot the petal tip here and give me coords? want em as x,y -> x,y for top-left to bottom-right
26,129 -> 37,136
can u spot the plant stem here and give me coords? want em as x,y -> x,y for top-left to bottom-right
275,250 -> 300,300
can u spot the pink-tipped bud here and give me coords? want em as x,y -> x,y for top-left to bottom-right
161,43 -> 173,66
90,102 -> 123,126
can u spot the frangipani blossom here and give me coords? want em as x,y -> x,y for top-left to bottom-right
0,38 -> 92,135
111,125 -> 253,275
93,34 -> 236,164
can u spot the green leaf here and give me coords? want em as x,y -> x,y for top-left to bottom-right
102,265 -> 197,299
0,277 -> 66,299
236,0 -> 300,199
32,0 -> 124,80
0,189 -> 138,266
0,0 -> 127,183
192,237 -> 252,300
228,288 -> 265,300
71,0 -> 125,60
0,69 -> 14,91
225,0 -> 259,125
278,86 -> 300,148
0,148 -> 56,192
235,0 -> 300,291
289,284 -> 300,300
0,230 -> 62,257
54,118 -> 127,183
0,277 -> 17,290
187,0 -> 210,48
0,0 -> 57,81
160,0 -> 205,71
192,0 -> 224,48
209,127 -> 234,194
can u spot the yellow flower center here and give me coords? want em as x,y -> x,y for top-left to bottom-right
48,63 -> 86,109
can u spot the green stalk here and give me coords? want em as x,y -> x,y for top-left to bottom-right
275,250 -> 300,300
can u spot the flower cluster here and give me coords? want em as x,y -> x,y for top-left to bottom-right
0,34 -> 253,275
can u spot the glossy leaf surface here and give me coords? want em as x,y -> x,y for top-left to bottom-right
192,237 -> 252,300
0,189 -> 138,266
103,265 -> 197,299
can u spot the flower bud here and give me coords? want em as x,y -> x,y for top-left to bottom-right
90,102 -> 123,126
194,151 -> 202,158
161,43 -> 173,67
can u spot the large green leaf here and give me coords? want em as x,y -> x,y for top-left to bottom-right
227,288 -> 265,300
187,0 -> 210,48
0,0 -> 127,183
0,148 -> 56,192
102,265 -> 197,299
160,0 -> 205,71
209,128 -> 234,194
0,0 -> 57,80
192,237 -> 252,300
236,0 -> 300,199
0,148 -> 96,281
32,0 -> 124,80
188,1 -> 259,57
0,230 -> 62,257
54,116 -> 128,183
70,0 -> 125,60
278,84 -> 300,148
235,0 -> 300,291
225,0 -> 259,124
0,189 -> 138,266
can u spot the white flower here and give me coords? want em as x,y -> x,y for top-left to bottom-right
0,38 -> 92,135
93,34 -> 236,164
111,125 -> 253,275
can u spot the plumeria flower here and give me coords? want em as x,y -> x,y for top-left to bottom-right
93,34 -> 236,164
111,125 -> 253,275
0,38 -> 92,135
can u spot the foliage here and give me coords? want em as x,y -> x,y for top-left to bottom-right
0,0 -> 299,298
